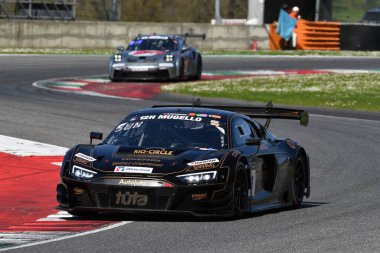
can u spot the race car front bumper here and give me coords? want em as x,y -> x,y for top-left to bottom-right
57,176 -> 234,217
110,62 -> 177,80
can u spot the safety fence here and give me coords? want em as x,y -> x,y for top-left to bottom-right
269,20 -> 341,51
0,0 -> 75,20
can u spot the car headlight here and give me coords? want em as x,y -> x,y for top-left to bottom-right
177,171 -> 217,184
71,165 -> 97,180
164,54 -> 174,62
114,54 -> 122,62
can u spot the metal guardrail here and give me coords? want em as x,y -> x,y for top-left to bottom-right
0,0 -> 75,20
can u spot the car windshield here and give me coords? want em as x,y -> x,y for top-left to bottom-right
127,37 -> 177,51
362,12 -> 380,22
103,113 -> 227,149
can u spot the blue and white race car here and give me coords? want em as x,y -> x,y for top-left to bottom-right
108,34 -> 205,81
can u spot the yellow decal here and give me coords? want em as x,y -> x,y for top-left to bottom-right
73,187 -> 83,195
192,193 -> 207,200
133,149 -> 174,156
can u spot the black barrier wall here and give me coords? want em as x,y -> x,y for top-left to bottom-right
264,0 -> 316,24
340,24 -> 380,51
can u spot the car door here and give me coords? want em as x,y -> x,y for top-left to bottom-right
251,121 -> 291,196
230,117 -> 261,197
179,40 -> 194,75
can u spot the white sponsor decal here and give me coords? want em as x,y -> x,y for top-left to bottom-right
75,153 -> 96,162
216,126 -> 225,135
128,66 -> 152,71
140,36 -> 169,40
187,158 -> 219,166
115,122 -> 144,132
112,63 -> 125,69
158,114 -> 202,122
114,166 -> 153,174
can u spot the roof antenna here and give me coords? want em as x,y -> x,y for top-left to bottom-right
192,98 -> 201,108
264,101 -> 273,129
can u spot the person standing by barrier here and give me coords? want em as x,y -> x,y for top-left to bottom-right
290,6 -> 301,48
290,6 -> 300,20
276,5 -> 297,50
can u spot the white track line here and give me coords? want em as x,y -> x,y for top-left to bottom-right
0,134 -> 68,156
310,113 -> 380,124
0,222 -> 131,252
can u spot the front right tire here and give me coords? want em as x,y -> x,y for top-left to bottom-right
110,70 -> 122,82
290,155 -> 306,209
190,56 -> 202,80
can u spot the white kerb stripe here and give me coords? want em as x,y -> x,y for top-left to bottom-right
0,134 -> 68,156
0,221 -> 131,252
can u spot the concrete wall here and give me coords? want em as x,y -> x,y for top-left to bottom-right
0,20 -> 269,50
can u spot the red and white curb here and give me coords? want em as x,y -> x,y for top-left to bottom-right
0,135 -> 126,250
32,69 -> 380,101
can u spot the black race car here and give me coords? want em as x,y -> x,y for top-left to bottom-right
57,103 -> 310,218
108,33 -> 204,81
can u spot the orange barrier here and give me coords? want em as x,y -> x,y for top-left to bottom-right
269,23 -> 283,50
269,20 -> 341,51
295,20 -> 340,50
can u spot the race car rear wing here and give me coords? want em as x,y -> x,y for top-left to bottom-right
135,33 -> 206,40
181,33 -> 206,40
152,101 -> 309,128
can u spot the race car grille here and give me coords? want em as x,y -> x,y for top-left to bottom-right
123,70 -> 169,80
127,58 -> 156,63
96,187 -> 173,210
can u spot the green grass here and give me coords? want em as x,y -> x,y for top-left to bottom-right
203,50 -> 380,57
162,73 -> 380,111
2,48 -> 380,57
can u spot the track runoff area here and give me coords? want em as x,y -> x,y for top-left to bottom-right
32,69 -> 380,100
0,135 -> 127,250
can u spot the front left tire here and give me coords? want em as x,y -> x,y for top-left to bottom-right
176,59 -> 185,81
233,164 -> 249,218
191,56 -> 202,81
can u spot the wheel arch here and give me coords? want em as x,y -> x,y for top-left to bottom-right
237,156 -> 252,191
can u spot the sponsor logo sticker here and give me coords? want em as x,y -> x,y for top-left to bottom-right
115,191 -> 148,206
133,149 -> 174,156
187,158 -> 219,166
74,153 -> 96,162
192,193 -> 207,200
119,179 -> 148,186
114,166 -> 153,174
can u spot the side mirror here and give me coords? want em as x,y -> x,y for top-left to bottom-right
181,46 -> 190,52
116,46 -> 125,52
90,132 -> 103,145
246,138 -> 261,146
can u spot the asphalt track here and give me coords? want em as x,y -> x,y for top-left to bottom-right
0,55 -> 379,252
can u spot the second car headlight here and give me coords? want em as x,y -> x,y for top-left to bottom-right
177,171 -> 217,184
114,54 -> 122,62
164,54 -> 174,62
71,165 -> 97,180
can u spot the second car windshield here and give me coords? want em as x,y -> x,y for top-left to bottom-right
103,113 -> 227,150
127,38 -> 176,51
